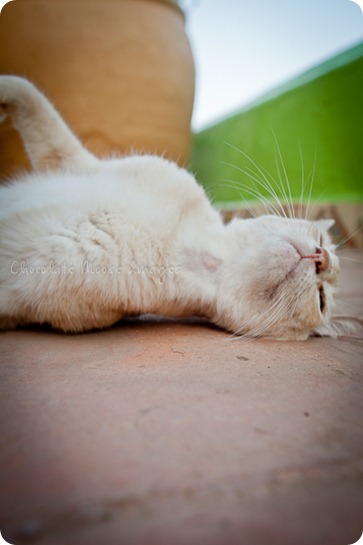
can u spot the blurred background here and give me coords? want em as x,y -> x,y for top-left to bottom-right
184,0 -> 363,129
1,0 -> 362,131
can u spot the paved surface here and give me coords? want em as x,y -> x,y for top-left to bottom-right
0,249 -> 362,545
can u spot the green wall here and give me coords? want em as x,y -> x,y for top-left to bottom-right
190,42 -> 363,207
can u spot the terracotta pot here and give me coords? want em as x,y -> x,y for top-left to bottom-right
0,0 -> 195,179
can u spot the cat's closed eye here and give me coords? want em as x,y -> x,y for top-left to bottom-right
318,285 -> 326,313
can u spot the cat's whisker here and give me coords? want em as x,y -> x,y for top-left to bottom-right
221,180 -> 282,218
242,163 -> 287,219
335,226 -> 363,249
262,292 -> 301,340
227,290 -> 294,340
270,292 -> 298,331
221,162 -> 266,193
258,165 -> 290,220
336,254 -> 363,263
224,188 -> 274,218
304,188 -> 330,231
223,142 -> 289,219
270,128 -> 295,220
298,142 -> 306,221
334,297 -> 359,311
243,164 -> 284,211
203,178 -> 263,219
221,160 -> 287,219
304,143 -> 317,222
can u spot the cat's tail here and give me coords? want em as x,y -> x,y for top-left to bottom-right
0,75 -> 99,171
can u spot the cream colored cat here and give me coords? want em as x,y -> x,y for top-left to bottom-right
0,76 -> 360,339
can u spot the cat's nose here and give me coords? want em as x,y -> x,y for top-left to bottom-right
312,247 -> 330,274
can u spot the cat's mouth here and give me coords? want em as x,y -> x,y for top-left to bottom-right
291,243 -> 330,275
272,243 -> 330,295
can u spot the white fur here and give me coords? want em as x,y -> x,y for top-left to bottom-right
0,76 -> 361,340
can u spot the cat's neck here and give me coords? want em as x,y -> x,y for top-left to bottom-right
149,219 -> 245,322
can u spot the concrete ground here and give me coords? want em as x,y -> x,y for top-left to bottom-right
0,249 -> 362,545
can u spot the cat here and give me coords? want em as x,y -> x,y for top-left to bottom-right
0,75 -> 361,340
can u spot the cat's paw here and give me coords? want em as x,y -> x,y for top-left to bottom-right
0,75 -> 38,123
0,109 -> 7,123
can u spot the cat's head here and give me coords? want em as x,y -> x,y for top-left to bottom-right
215,215 -> 362,340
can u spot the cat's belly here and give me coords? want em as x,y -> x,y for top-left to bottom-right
0,206 -> 183,331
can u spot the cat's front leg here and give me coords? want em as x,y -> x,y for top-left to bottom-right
0,75 -> 98,171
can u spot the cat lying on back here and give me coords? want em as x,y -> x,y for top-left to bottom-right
0,76 -> 360,340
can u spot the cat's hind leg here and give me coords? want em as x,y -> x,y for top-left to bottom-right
0,75 -> 99,171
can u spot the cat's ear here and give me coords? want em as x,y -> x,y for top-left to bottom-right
313,219 -> 335,233
314,316 -> 363,339
314,219 -> 335,233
